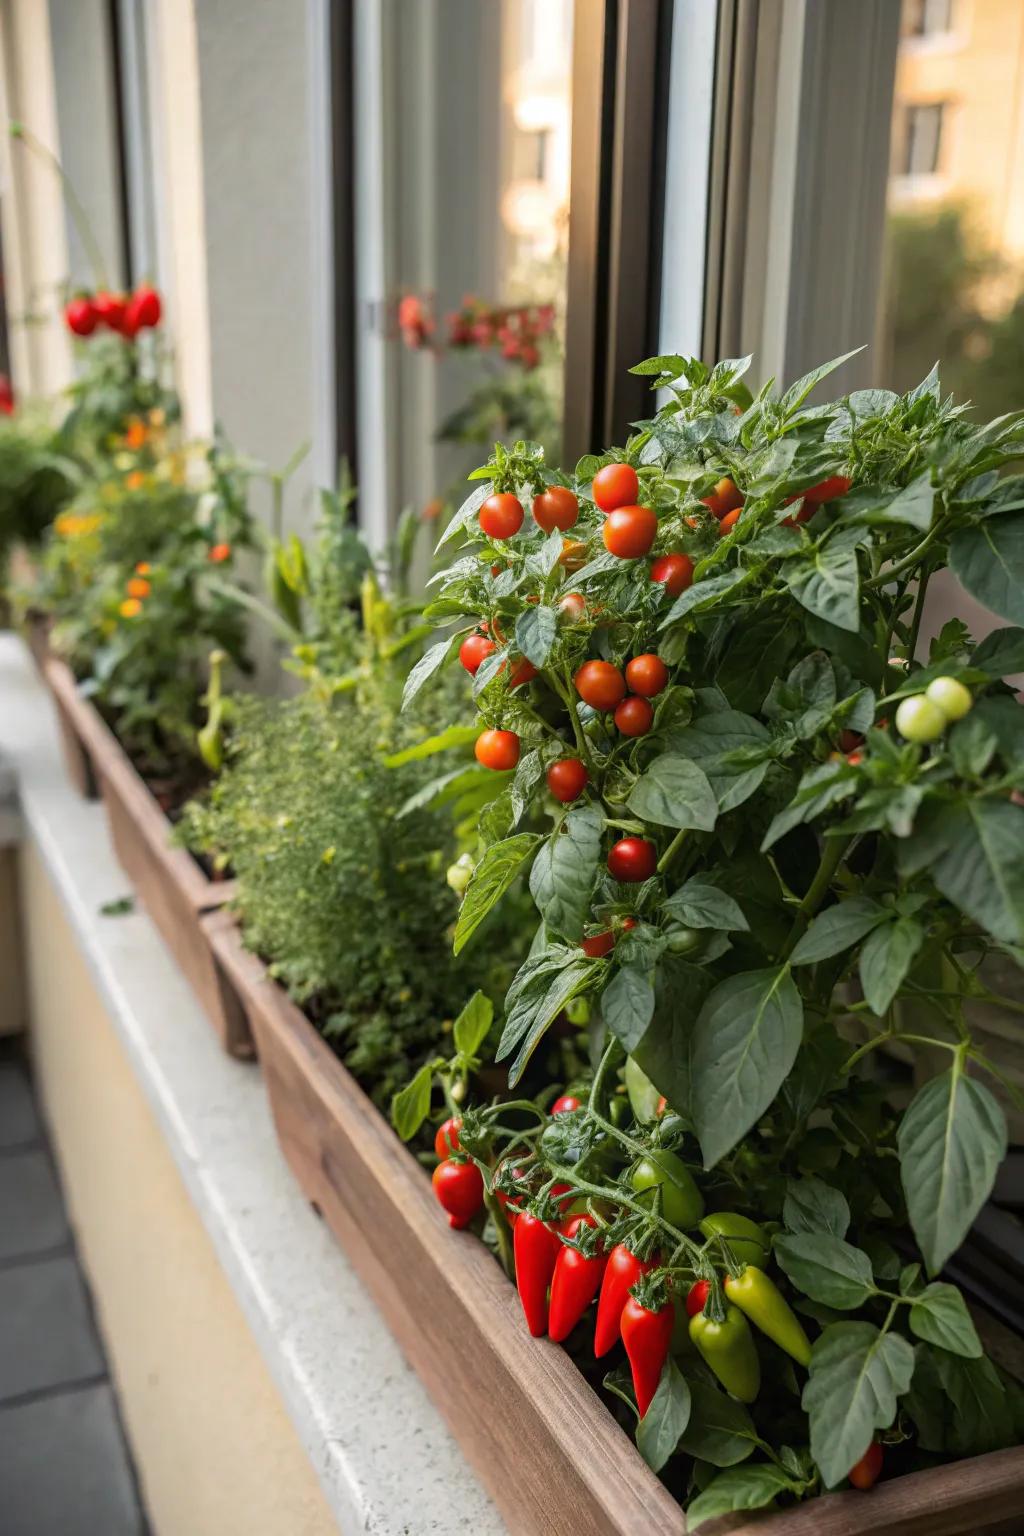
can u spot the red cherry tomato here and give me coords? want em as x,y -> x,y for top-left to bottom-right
479,492 -> 524,540
93,291 -> 127,332
625,654 -> 669,698
551,1094 -> 581,1115
129,284 -> 162,329
607,837 -> 657,883
650,553 -> 693,598
614,696 -> 654,737
432,1158 -> 484,1229
459,632 -> 497,674
686,1279 -> 710,1317
547,758 -> 588,803
804,474 -> 852,503
582,930 -> 615,958
781,499 -> 815,527
848,1440 -> 884,1491
475,729 -> 520,770
532,486 -> 579,533
603,505 -> 658,560
434,1116 -> 462,1159
592,462 -> 639,512
64,297 -> 97,336
718,507 -> 742,535
701,477 -> 743,518
558,591 -> 586,623
505,656 -> 537,688
574,660 -> 626,712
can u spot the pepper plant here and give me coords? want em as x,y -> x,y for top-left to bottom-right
399,351 -> 1024,1522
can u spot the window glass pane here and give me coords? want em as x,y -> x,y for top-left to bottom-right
355,0 -> 573,533
881,0 -> 1024,420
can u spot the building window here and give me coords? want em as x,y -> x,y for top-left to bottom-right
905,0 -> 954,38
898,101 -> 945,176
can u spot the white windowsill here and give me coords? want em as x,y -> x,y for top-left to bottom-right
0,632 -> 502,1536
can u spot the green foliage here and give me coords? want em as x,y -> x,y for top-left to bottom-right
181,686 -> 508,1108
405,352 -> 1024,1515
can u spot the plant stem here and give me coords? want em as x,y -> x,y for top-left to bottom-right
658,827 -> 687,874
483,1189 -> 515,1276
906,564 -> 932,664
782,835 -> 852,956
863,516 -> 949,591
842,1030 -> 957,1076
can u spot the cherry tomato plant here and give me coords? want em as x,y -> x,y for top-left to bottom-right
398,352 -> 1024,1524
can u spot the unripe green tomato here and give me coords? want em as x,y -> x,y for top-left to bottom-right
666,925 -> 703,956
446,853 -> 475,894
631,1149 -> 705,1228
925,675 -> 973,722
699,1211 -> 771,1270
895,694 -> 947,744
565,995 -> 591,1027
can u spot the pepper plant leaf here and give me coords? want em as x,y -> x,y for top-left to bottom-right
803,1322 -> 915,1488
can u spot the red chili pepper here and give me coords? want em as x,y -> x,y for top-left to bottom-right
514,1212 -> 560,1337
686,1278 -> 710,1317
594,1243 -> 657,1357
548,1228 -> 607,1343
621,1294 -> 675,1417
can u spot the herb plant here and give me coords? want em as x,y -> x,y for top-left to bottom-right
400,352 -> 1024,1521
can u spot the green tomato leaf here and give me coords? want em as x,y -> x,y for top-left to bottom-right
390,1060 -> 435,1142
636,1359 -> 691,1473
972,625 -> 1024,679
803,1322 -> 915,1488
908,1282 -> 982,1359
601,965 -> 656,1052
662,878 -> 748,932
933,1349 -> 1016,1454
384,723 -> 480,766
686,1463 -> 801,1531
435,479 -> 492,549
529,805 -> 603,941
498,960 -> 603,1087
789,897 -> 889,965
514,604 -> 558,668
400,635 -> 457,710
691,967 -> 804,1168
659,569 -> 752,629
453,833 -> 542,955
452,990 -> 493,1058
785,530 -> 863,634
667,710 -> 771,812
898,1064 -> 1007,1274
627,754 -> 718,831
950,512 -> 1024,623
858,916 -> 925,1015
774,1233 -> 875,1310
782,1176 -> 851,1240
903,797 -> 1024,946
676,1380 -> 758,1468
853,473 -> 933,531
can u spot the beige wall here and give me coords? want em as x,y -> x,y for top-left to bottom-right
18,840 -> 338,1536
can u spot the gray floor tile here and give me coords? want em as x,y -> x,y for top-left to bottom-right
0,1065 -> 40,1150
0,1383 -> 143,1536
0,1150 -> 68,1261
0,1256 -> 104,1402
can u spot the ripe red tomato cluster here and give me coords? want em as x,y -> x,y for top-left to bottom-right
64,284 -> 162,339
782,474 -> 852,526
398,290 -> 553,369
591,463 -> 659,560
573,652 -> 668,739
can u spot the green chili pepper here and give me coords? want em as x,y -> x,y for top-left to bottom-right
724,1265 -> 812,1367
699,1211 -> 770,1270
689,1304 -> 760,1402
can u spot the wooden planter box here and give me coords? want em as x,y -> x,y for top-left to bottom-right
42,656 -> 99,799
41,658 -> 251,1057
201,913 -> 1024,1536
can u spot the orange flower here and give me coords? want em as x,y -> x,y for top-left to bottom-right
125,470 -> 146,492
126,576 -> 151,599
123,417 -> 148,450
135,562 -> 151,575
209,542 -> 231,563
119,598 -> 142,618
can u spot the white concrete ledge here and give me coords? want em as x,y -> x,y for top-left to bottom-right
0,633 -> 502,1536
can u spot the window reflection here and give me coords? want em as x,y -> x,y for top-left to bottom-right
365,0 -> 573,532
881,0 -> 1024,422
